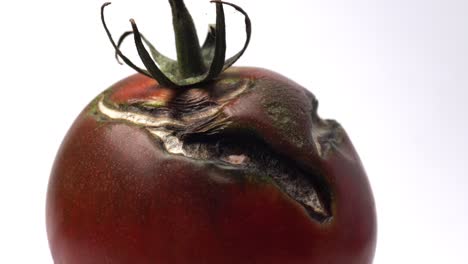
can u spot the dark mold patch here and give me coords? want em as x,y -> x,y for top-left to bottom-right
183,132 -> 333,223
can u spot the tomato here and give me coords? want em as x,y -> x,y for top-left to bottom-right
46,1 -> 376,263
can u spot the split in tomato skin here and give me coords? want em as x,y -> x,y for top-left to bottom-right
46,67 -> 376,264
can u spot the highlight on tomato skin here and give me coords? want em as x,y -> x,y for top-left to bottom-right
46,1 -> 377,263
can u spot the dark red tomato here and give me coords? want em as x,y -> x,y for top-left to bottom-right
47,68 -> 376,263
47,1 -> 376,264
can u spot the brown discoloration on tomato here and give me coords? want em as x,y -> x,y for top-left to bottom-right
47,67 -> 376,263
219,68 -> 319,161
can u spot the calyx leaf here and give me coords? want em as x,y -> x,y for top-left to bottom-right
101,1 -> 251,88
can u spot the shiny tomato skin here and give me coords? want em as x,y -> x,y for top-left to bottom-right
47,67 -> 376,264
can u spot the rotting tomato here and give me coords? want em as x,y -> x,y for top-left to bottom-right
46,0 -> 377,263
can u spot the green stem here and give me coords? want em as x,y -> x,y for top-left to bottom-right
169,0 -> 206,78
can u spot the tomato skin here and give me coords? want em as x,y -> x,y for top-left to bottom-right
46,67 -> 376,264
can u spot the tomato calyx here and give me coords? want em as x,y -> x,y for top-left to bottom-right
101,1 -> 251,88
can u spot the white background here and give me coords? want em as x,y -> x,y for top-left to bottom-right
1,0 -> 467,263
